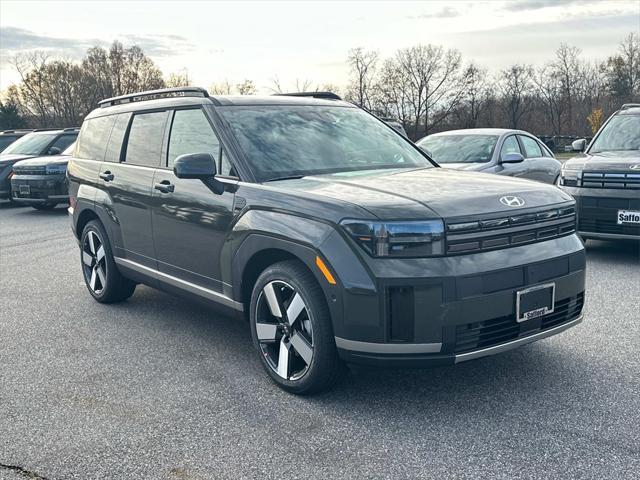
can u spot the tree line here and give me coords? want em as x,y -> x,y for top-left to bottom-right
345,33 -> 639,140
1,34 -> 638,144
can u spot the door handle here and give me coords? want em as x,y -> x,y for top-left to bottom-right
154,180 -> 175,193
99,171 -> 114,182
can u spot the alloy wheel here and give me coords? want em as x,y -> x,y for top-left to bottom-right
82,230 -> 107,294
255,280 -> 314,381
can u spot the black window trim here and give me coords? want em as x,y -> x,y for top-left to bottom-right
516,134 -> 543,159
162,105 -> 240,180
500,134 -> 522,160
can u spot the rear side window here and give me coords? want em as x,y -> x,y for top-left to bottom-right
0,136 -> 18,152
76,116 -> 117,161
125,112 -> 168,167
167,109 -> 220,168
500,136 -> 521,160
104,113 -> 131,162
49,134 -> 77,154
518,135 -> 543,158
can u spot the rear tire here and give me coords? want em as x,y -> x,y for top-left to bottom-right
249,260 -> 344,394
80,220 -> 136,303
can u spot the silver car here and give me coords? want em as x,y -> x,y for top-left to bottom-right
416,128 -> 561,184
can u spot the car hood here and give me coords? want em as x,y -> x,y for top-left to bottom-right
272,168 -> 573,219
437,162 -> 485,171
563,150 -> 640,170
0,154 -> 36,166
13,154 -> 69,167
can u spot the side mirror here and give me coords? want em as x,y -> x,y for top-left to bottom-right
571,139 -> 587,152
48,147 -> 62,155
174,153 -> 216,179
501,152 -> 525,163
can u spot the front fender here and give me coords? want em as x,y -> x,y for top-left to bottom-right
225,210 -> 376,337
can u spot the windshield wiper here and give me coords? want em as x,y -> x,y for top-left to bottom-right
263,174 -> 306,183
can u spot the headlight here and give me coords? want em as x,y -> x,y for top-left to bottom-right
560,164 -> 582,186
45,164 -> 67,175
340,219 -> 444,257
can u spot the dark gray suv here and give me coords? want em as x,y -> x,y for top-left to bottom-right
560,104 -> 640,240
68,87 -> 585,394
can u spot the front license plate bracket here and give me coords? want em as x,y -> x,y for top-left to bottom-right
516,283 -> 555,323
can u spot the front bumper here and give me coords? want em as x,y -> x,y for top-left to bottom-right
10,174 -> 69,205
332,234 -> 586,367
562,185 -> 640,240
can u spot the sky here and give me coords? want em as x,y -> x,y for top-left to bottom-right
0,0 -> 639,93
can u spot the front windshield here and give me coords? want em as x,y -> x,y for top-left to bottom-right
2,133 -> 57,156
590,114 -> 640,153
417,134 -> 498,163
218,105 -> 432,181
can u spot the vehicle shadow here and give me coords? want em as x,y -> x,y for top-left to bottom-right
585,239 -> 640,263
0,200 -> 28,209
112,285 -> 600,421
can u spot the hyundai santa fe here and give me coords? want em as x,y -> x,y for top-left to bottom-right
560,104 -> 640,240
68,87 -> 586,394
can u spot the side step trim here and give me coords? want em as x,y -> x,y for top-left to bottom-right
114,257 -> 244,311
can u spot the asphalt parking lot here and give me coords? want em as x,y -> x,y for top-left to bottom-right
1,202 -> 639,480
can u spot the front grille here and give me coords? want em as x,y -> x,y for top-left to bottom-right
13,165 -> 46,175
578,196 -> 640,236
446,205 -> 576,254
453,292 -> 584,353
581,171 -> 640,190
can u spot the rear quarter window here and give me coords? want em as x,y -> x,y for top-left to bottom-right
76,116 -> 117,161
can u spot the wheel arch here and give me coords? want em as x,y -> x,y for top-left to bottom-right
75,207 -> 100,239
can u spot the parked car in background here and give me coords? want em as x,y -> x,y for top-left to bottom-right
416,128 -> 561,184
0,128 -> 79,201
0,129 -> 34,153
559,103 -> 640,241
68,87 -> 584,394
11,142 -> 76,210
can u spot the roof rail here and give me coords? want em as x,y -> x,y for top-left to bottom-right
275,91 -> 342,101
32,128 -> 59,132
620,103 -> 640,110
99,87 -> 210,108
63,127 -> 80,132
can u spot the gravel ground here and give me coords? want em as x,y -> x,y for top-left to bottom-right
1,202 -> 639,480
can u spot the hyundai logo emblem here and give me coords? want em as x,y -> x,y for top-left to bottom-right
499,195 -> 526,207
630,164 -> 640,170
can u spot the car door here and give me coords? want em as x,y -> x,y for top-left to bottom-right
99,110 -> 168,269
497,135 -> 528,178
517,134 -> 554,183
151,107 -> 237,294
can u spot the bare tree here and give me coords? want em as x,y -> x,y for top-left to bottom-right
268,76 -> 284,94
457,63 -> 490,128
236,79 -> 256,95
346,48 -> 378,109
210,80 -> 233,95
552,44 -> 582,133
499,64 -> 534,129
166,69 -> 191,87
532,65 -> 564,135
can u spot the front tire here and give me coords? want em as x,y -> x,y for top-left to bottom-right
249,260 -> 343,394
80,220 -> 136,303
